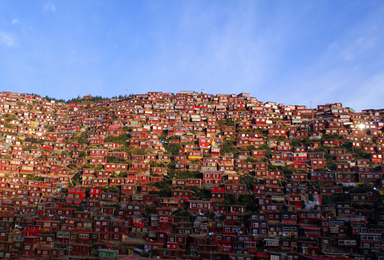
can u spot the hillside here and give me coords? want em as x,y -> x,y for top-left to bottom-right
0,91 -> 383,259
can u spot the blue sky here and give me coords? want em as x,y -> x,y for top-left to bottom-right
0,1 -> 383,111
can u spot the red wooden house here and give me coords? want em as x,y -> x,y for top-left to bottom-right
189,200 -> 211,214
211,186 -> 225,202
203,171 -> 222,185
89,188 -> 102,199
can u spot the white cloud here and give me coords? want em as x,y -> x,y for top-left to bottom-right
344,53 -> 354,61
348,71 -> 384,110
0,31 -> 16,47
11,19 -> 18,24
43,2 -> 56,12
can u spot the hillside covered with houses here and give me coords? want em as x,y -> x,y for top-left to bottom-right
1,90 -> 384,260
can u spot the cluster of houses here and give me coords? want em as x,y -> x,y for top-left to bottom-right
1,91 -> 384,260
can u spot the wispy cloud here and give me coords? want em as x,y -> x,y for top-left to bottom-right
43,2 -> 56,12
0,31 -> 16,47
0,1 -> 383,107
347,71 -> 384,110
259,3 -> 384,111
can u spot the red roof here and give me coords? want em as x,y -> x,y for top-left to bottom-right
108,124 -> 121,131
